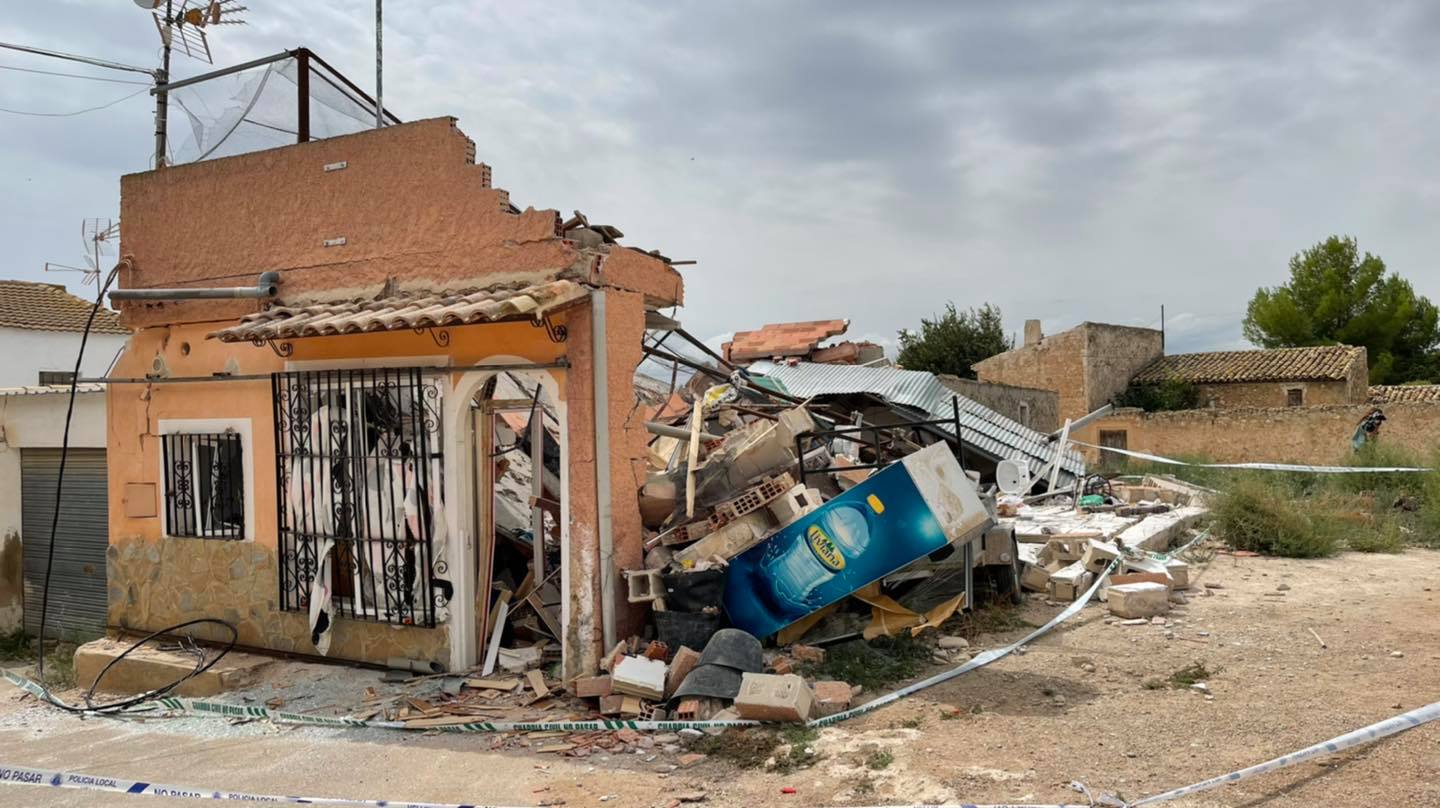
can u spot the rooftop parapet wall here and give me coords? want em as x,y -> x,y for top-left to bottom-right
117,117 -> 681,328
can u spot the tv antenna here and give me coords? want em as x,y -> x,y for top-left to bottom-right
46,219 -> 120,288
134,0 -> 249,165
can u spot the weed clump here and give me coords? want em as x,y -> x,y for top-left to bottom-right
866,750 -> 894,770
800,634 -> 933,691
1167,661 -> 1218,688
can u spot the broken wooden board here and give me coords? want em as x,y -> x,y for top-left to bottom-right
526,669 -> 550,699
465,677 -> 521,691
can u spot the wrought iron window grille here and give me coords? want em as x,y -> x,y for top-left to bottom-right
162,431 -> 246,540
273,367 -> 447,628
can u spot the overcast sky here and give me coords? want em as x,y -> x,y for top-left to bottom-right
3,1 -> 1438,355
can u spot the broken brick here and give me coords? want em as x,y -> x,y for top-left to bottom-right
665,646 -> 700,698
789,644 -> 825,664
574,675 -> 613,699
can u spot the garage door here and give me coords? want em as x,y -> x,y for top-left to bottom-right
21,448 -> 108,638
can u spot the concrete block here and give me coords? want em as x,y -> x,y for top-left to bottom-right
813,680 -> 852,716
1046,561 -> 1095,601
767,485 -> 824,525
1081,540 -> 1121,574
1107,582 -> 1171,619
773,406 -> 816,444
674,511 -> 774,565
1164,558 -> 1190,589
1020,563 -> 1052,593
74,638 -> 273,698
625,568 -> 664,603
611,655 -> 667,701
665,646 -> 700,698
1116,506 -> 1207,552
574,675 -> 612,699
733,673 -> 814,722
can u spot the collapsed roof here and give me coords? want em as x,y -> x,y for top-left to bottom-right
746,360 -> 1085,487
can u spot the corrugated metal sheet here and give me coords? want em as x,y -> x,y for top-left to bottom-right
747,361 -> 1085,485
21,448 -> 109,639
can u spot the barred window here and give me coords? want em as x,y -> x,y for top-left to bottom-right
273,368 -> 446,628
162,432 -> 245,539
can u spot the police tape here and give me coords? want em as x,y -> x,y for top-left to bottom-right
831,698 -> 1440,807
1066,440 -> 1431,474
1,564 -> 1120,736
0,763 -> 525,807
807,560 -> 1114,728
6,697 -> 1438,808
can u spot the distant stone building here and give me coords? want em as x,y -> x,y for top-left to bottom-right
1130,345 -> 1368,409
935,375 -> 1060,432
971,320 -> 1165,422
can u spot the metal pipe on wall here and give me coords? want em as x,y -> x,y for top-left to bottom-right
109,271 -> 281,301
590,289 -> 617,651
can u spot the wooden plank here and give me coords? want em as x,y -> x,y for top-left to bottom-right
464,677 -> 521,691
526,669 -> 550,700
685,400 -> 702,518
403,715 -> 496,728
481,599 -> 509,676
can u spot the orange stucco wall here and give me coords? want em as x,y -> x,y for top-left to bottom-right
115,117 -> 681,330
109,117 -> 680,674
107,317 -> 573,666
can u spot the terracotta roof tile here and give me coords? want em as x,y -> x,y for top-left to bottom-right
1368,384 -> 1440,404
724,319 -> 849,362
210,278 -> 588,343
1132,345 -> 1364,385
0,280 -> 126,334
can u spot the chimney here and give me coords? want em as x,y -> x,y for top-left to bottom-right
1023,319 -> 1043,347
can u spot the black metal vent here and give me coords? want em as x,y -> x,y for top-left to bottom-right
273,368 -> 444,627
162,432 -> 245,539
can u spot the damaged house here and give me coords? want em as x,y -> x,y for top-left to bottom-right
105,118 -> 682,679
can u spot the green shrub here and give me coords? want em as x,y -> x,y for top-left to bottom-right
1210,475 -> 1344,558
1347,515 -> 1406,553
1114,377 -> 1201,412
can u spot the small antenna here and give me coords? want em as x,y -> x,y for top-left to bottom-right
49,218 -> 121,287
147,0 -> 249,66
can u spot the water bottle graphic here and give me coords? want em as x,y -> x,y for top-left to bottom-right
758,500 -> 876,616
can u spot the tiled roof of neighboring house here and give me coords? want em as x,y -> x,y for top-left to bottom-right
0,280 -> 126,335
1369,384 -> 1440,404
0,383 -> 105,397
210,278 -> 588,343
724,319 -> 849,363
1131,345 -> 1364,385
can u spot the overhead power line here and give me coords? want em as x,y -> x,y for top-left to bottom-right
0,40 -> 154,77
0,62 -> 152,85
0,86 -> 150,118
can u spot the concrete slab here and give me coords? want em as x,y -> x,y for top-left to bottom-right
74,637 -> 274,698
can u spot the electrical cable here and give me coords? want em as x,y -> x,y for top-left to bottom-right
33,259 -> 237,715
0,63 -> 152,85
0,86 -> 149,118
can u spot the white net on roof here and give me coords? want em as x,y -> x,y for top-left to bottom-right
167,52 -> 389,165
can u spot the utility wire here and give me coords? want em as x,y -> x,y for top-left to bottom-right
0,40 -> 154,77
0,86 -> 149,118
0,62 -> 152,85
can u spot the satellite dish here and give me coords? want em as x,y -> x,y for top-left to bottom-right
996,459 -> 1031,495
134,0 -> 163,8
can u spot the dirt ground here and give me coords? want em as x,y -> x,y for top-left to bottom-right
1,548 -> 1438,807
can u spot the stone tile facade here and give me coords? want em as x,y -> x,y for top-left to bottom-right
107,537 -> 448,666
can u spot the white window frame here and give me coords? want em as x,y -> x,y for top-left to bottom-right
157,418 -> 255,542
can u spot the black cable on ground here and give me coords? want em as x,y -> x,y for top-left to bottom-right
32,258 -> 237,715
